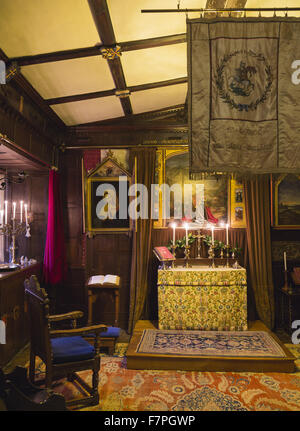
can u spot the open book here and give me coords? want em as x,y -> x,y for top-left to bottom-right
153,246 -> 175,262
88,274 -> 120,286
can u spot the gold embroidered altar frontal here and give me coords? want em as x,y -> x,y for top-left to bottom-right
157,267 -> 247,331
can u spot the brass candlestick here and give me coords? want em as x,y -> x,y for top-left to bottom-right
208,244 -> 216,268
194,229 -> 205,259
225,244 -> 230,268
282,269 -> 292,293
184,245 -> 191,268
171,244 -> 176,268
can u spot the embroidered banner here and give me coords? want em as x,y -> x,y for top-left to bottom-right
187,18 -> 300,176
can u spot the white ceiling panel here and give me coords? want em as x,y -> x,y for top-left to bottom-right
131,83 -> 187,115
0,0 -> 100,57
122,43 -> 187,87
108,0 -> 206,42
51,96 -> 124,126
21,57 -> 114,99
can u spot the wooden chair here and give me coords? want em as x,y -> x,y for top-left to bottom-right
86,276 -> 121,355
0,366 -> 67,411
24,275 -> 108,408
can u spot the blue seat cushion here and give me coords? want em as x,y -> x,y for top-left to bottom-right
88,326 -> 121,339
51,336 -> 95,364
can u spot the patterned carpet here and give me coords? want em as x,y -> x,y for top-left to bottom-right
29,343 -> 300,411
136,330 -> 287,357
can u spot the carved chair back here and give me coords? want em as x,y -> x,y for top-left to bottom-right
24,276 -> 52,365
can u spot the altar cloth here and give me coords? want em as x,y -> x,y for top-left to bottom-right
157,267 -> 247,331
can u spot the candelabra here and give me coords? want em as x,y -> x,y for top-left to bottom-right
0,220 -> 30,264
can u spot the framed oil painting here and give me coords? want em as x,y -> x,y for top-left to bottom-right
154,148 -> 229,228
82,156 -> 131,234
272,174 -> 300,229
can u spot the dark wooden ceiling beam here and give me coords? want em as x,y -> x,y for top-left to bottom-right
46,89 -> 115,105
87,0 -> 132,116
204,0 -> 247,17
129,76 -> 187,93
46,77 -> 187,105
122,33 -> 186,52
9,34 -> 187,67
9,46 -> 101,67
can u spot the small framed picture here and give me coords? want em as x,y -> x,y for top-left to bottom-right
229,179 -> 246,228
235,188 -> 243,203
235,206 -> 244,221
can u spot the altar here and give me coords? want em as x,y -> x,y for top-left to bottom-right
157,266 -> 248,331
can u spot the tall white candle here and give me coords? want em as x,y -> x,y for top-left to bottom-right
172,223 -> 176,245
20,201 -> 23,223
4,201 -> 7,225
185,223 -> 189,247
12,202 -> 16,220
226,223 -> 229,245
24,204 -> 28,225
284,252 -> 287,271
211,226 -> 214,246
0,209 -> 3,226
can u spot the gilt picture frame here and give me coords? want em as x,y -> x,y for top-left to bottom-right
271,174 -> 300,229
82,156 -> 132,235
154,148 -> 231,228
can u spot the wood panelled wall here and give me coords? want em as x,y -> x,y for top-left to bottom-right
60,151 -> 132,329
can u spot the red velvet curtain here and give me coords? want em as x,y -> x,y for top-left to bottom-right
43,169 -> 67,285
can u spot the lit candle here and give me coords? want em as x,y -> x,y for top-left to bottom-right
12,202 -> 16,220
211,225 -> 214,246
20,201 -> 23,223
24,204 -> 28,225
0,209 -> 3,226
226,223 -> 229,245
4,201 -> 7,225
171,223 -> 176,245
284,252 -> 287,271
184,223 -> 189,247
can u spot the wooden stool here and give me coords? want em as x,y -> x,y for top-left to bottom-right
86,276 -> 120,355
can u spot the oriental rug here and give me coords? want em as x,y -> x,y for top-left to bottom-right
30,343 -> 300,411
135,330 -> 286,358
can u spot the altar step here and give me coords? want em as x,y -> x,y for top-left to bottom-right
126,320 -> 296,373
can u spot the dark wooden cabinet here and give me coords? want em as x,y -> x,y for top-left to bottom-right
0,263 -> 41,367
276,287 -> 300,335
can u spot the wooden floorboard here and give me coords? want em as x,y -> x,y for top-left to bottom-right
126,320 -> 296,373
